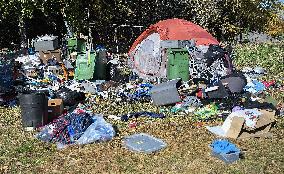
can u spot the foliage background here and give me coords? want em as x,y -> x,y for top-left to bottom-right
0,0 -> 283,51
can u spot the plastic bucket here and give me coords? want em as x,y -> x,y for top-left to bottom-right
19,93 -> 48,128
94,51 -> 107,80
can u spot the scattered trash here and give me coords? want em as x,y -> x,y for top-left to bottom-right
181,96 -> 202,108
39,50 -> 62,64
232,106 -> 244,112
262,80 -> 275,88
0,18 -> 283,160
205,81 -> 229,99
210,139 -> 241,164
55,87 -> 85,106
194,104 -> 219,121
128,121 -> 138,128
278,106 -> 284,117
263,95 -> 278,107
173,94 -> 202,113
120,111 -> 165,121
123,133 -> 167,153
242,67 -> 266,79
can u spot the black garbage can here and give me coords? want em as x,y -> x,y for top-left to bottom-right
19,93 -> 48,128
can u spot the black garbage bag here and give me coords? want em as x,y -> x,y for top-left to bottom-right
204,44 -> 227,67
220,72 -> 247,93
55,87 -> 85,106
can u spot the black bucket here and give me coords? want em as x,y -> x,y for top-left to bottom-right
19,93 -> 48,128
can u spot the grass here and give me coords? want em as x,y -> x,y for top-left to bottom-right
0,42 -> 283,173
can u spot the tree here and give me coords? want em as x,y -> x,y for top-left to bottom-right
266,4 -> 284,37
0,0 -> 283,50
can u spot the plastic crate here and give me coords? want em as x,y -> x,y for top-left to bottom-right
34,37 -> 59,51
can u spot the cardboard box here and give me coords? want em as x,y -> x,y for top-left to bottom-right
39,49 -> 62,64
234,109 -> 275,139
206,109 -> 275,139
47,99 -> 64,123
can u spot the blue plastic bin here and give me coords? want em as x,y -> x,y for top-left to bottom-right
123,133 -> 167,153
211,148 -> 240,164
210,139 -> 240,164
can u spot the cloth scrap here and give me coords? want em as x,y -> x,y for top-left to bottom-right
121,111 -> 165,122
210,139 -> 240,154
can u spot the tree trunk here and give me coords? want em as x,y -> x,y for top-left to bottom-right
19,15 -> 27,48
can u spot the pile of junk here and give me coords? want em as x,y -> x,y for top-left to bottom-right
0,19 -> 283,158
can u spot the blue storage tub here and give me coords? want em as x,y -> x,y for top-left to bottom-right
211,148 -> 240,164
210,139 -> 240,164
123,133 -> 167,153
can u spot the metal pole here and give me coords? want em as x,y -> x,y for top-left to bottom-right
88,8 -> 90,39
86,7 -> 93,50
115,27 -> 118,53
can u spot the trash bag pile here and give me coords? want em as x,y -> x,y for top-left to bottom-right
0,35 -> 283,153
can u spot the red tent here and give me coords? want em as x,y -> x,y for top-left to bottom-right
129,18 -> 219,54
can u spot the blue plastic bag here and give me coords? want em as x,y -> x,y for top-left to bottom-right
76,115 -> 115,145
36,111 -> 94,145
244,80 -> 265,94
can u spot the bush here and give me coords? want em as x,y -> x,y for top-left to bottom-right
234,42 -> 284,79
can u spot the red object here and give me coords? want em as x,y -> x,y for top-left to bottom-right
62,108 -> 68,115
129,122 -> 138,128
129,18 -> 219,54
196,89 -> 204,99
262,80 -> 275,88
194,122 -> 205,128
